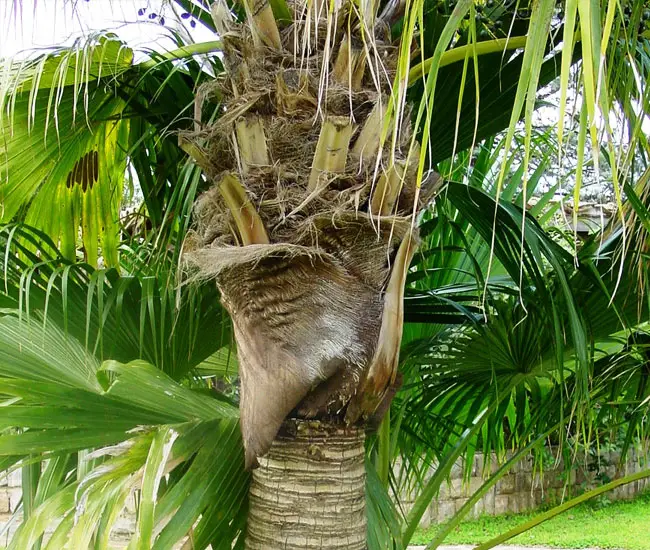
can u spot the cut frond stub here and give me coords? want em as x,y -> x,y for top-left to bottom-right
370,163 -> 405,217
332,35 -> 368,91
242,0 -> 283,50
345,229 -> 418,424
218,173 -> 269,245
351,99 -> 386,164
308,117 -> 354,191
235,116 -> 271,174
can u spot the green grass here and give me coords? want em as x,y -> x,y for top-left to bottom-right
412,492 -> 650,549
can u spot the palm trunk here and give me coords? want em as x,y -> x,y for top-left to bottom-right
184,2 -> 429,545
245,420 -> 366,550
186,0 -> 429,470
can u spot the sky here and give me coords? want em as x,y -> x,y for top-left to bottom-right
0,0 -> 215,59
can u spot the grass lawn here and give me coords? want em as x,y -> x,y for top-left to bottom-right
412,492 -> 650,549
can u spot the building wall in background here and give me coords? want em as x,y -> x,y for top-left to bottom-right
1,444 -> 648,542
402,444 -> 650,528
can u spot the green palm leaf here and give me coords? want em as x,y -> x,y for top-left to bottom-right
0,314 -> 247,548
1,224 -> 231,379
1,84 -> 129,266
4,34 -> 133,93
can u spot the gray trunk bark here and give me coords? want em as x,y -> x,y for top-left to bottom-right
245,420 -> 366,549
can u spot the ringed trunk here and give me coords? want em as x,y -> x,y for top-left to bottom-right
245,420 -> 366,550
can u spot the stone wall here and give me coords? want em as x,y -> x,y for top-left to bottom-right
0,468 -> 21,544
403,444 -> 650,528
0,467 -> 136,548
1,445 -> 648,542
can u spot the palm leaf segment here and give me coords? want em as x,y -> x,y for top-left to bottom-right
0,30 -> 224,267
0,36 -> 133,267
0,224 -> 230,379
0,319 -> 248,550
0,224 -> 247,548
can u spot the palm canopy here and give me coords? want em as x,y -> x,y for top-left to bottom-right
1,0 -> 646,262
0,0 -> 649,548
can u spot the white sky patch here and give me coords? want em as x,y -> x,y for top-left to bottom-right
0,0 -> 215,59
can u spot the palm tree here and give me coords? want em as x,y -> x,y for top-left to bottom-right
1,0 -> 649,548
